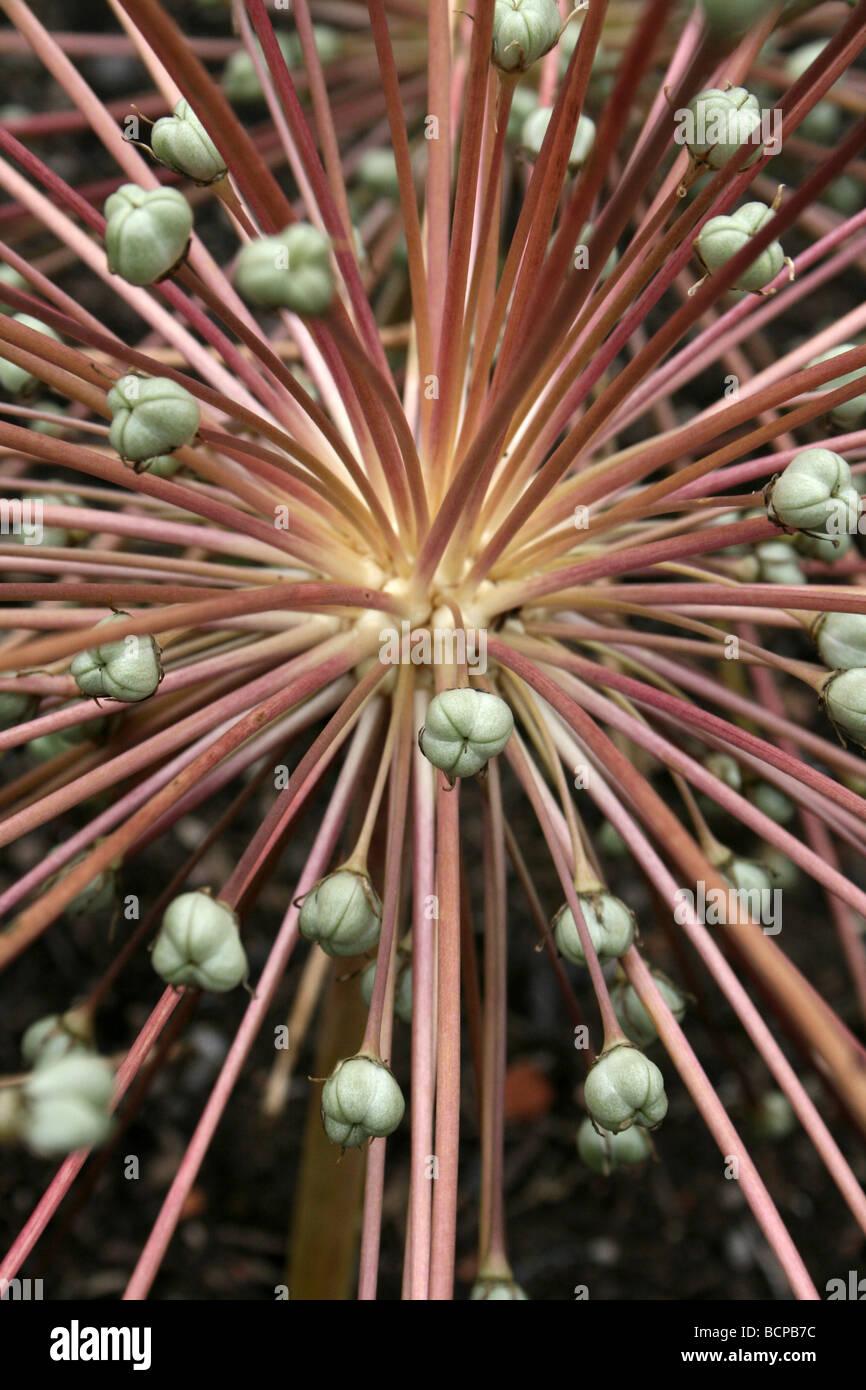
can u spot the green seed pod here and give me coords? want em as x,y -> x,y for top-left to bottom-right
151,98 -> 226,184
723,856 -> 773,895
71,616 -> 162,703
755,538 -> 804,585
807,345 -> 866,430
470,1276 -> 530,1300
584,1042 -> 668,1133
823,667 -> 866,747
491,0 -> 562,74
22,1053 -> 114,1157
222,35 -> 299,104
823,176 -> 860,216
320,1053 -> 405,1147
576,1115 -> 652,1174
0,689 -> 38,729
299,869 -> 382,957
59,851 -> 118,917
107,374 -> 200,463
552,891 -> 635,966
696,202 -> 787,293
749,1088 -> 796,1141
761,846 -> 800,891
700,0 -> 774,40
703,751 -> 742,791
520,107 -> 596,170
234,223 -> 335,315
750,782 -> 795,825
28,399 -> 66,437
133,453 -> 183,478
612,974 -> 687,1048
684,87 -> 763,169
793,529 -> 852,563
597,820 -> 627,857
310,25 -> 344,65
21,1009 -> 94,1070
360,959 -> 412,1024
419,688 -> 514,779
356,148 -> 400,199
815,612 -> 866,671
151,890 -> 248,992
0,263 -> 28,290
103,184 -> 193,286
28,711 -> 109,761
767,448 -> 858,534
0,313 -> 62,394
785,41 -> 840,144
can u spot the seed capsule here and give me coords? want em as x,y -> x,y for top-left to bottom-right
584,1042 -> 668,1132
749,1089 -> 796,1142
767,447 -> 859,535
151,99 -> 226,184
723,856 -> 773,896
815,612 -> 866,671
320,1053 -> 405,1147
684,87 -> 763,169
234,223 -> 335,315
576,1115 -> 652,1174
785,41 -> 840,143
419,688 -> 514,780
612,974 -> 687,1048
71,616 -> 162,703
754,539 -> 803,586
0,313 -> 61,394
151,890 -> 248,992
823,667 -> 866,747
520,107 -> 596,170
0,689 -> 38,729
107,374 -> 200,463
807,345 -> 866,430
222,35 -> 300,103
470,1276 -> 530,1300
553,891 -> 635,966
695,201 -> 787,293
356,148 -> 400,199
360,959 -> 412,1023
491,0 -> 562,74
22,1053 -> 114,1157
104,184 -> 193,285
750,782 -> 795,825
21,1010 -> 94,1070
299,869 -> 382,957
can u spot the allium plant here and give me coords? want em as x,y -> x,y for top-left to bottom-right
1,0 -> 866,1303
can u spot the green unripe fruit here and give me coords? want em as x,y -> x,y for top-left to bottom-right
28,399 -> 66,436
761,846 -> 800,891
696,202 -> 787,293
794,529 -> 852,563
22,1053 -> 114,1157
21,1010 -> 94,1070
750,782 -> 795,825
768,448 -> 858,534
815,612 -> 866,671
222,35 -> 299,103
700,0 -> 774,40
132,453 -> 183,478
612,974 -> 687,1048
506,84 -> 538,143
553,891 -> 635,966
785,41 -> 840,144
470,1277 -> 530,1300
755,539 -> 803,585
360,959 -> 412,1023
492,0 -> 562,74
107,374 -> 200,463
0,314 -> 62,394
683,87 -> 763,169
320,1053 -> 405,1147
823,176 -> 860,216
703,751 -> 742,791
356,148 -> 400,199
807,345 -> 866,430
419,688 -> 514,780
0,689 -> 38,729
521,107 -> 595,170
823,667 -> 866,747
0,263 -> 28,290
723,856 -> 773,896
151,890 -> 248,992
576,1115 -> 652,1173
234,224 -> 335,315
299,869 -> 382,957
57,850 -> 118,916
28,712 -> 109,761
71,616 -> 162,703
584,1042 -> 668,1132
749,1089 -> 796,1141
104,184 -> 193,286
151,99 -> 226,184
